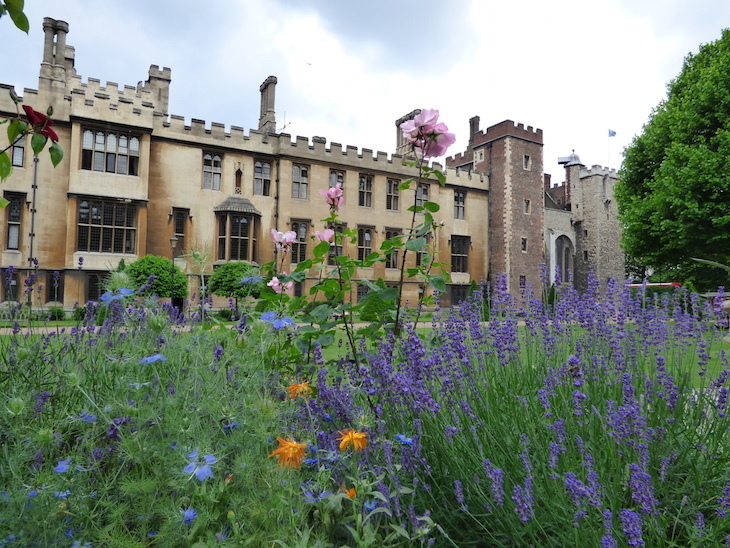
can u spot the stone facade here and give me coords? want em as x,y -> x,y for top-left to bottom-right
545,153 -> 625,291
0,18 -> 490,309
0,18 -> 623,310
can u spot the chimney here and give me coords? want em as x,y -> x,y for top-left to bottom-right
39,18 -> 72,91
258,76 -> 277,133
469,115 -> 480,146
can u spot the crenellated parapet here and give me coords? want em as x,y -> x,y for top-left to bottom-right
470,119 -> 544,146
581,164 -> 618,178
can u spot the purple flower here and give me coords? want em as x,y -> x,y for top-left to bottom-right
54,458 -> 71,473
183,451 -> 216,481
619,509 -> 645,546
454,480 -> 467,511
180,507 -> 197,524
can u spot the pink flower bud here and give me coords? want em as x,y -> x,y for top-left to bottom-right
315,229 -> 335,243
319,183 -> 344,211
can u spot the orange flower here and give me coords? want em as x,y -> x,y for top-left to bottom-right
268,437 -> 307,469
345,487 -> 356,498
336,429 -> 368,452
286,381 -> 313,400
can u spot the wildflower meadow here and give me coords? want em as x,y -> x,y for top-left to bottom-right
1,108 -> 729,547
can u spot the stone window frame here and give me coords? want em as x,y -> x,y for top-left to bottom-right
386,178 -> 400,211
203,152 -> 222,191
451,235 -> 470,273
254,160 -> 271,196
76,197 -> 137,254
292,164 -> 309,200
358,174 -> 373,208
81,128 -> 140,176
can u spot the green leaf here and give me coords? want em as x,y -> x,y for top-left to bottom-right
389,524 -> 411,539
423,201 -> 440,213
49,141 -> 64,167
6,0 -> 29,33
433,169 -> 447,185
429,274 -> 447,292
0,196 -> 9,208
9,10 -> 29,33
398,178 -> 412,191
7,119 -> 26,144
313,239 -> 331,258
30,133 -> 46,156
0,151 -> 12,180
406,237 -> 425,252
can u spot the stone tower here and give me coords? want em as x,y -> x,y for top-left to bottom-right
447,119 -> 545,294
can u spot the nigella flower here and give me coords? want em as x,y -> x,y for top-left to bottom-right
179,507 -> 197,524
396,434 -> 414,446
78,410 -> 97,424
240,275 -> 264,285
364,499 -> 378,512
139,353 -> 167,364
302,487 -> 333,503
54,458 -> 71,473
54,490 -> 72,498
99,287 -> 134,304
261,311 -> 296,329
183,450 -> 216,481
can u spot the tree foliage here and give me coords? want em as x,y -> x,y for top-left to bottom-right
209,261 -> 263,302
616,29 -> 730,291
126,255 -> 187,298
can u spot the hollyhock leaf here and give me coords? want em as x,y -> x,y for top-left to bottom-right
0,152 -> 11,181
30,132 -> 46,156
8,5 -> 29,33
406,237 -> 426,252
49,141 -> 63,166
7,119 -> 26,144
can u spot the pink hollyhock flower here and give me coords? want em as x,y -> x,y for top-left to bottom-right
319,183 -> 344,211
315,229 -> 335,243
271,229 -> 297,251
399,108 -> 455,158
22,105 -> 59,142
268,275 -> 294,294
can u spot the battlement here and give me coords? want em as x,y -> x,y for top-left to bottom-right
445,150 -> 474,167
582,164 -> 618,178
472,119 -> 544,146
152,117 -> 483,187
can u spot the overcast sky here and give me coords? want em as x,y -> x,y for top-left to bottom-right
3,0 -> 730,180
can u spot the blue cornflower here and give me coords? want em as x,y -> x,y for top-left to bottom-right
99,287 -> 134,304
54,458 -> 71,473
27,490 -> 38,498
183,450 -> 216,481
79,410 -> 97,424
139,353 -> 167,364
180,507 -> 197,524
396,434 -> 414,446
364,499 -> 378,512
54,490 -> 71,498
240,275 -> 264,285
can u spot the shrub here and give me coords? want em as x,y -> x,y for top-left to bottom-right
46,306 -> 65,321
126,254 -> 187,298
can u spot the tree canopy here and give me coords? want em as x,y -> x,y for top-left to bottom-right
616,29 -> 730,291
208,261 -> 264,304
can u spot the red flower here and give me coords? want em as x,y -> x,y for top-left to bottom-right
22,105 -> 59,142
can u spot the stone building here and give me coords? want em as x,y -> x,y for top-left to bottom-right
0,17 -> 623,310
545,152 -> 625,291
0,17 -> 490,310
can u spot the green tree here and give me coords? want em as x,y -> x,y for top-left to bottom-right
209,261 -> 263,307
616,29 -> 730,291
126,255 -> 187,298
